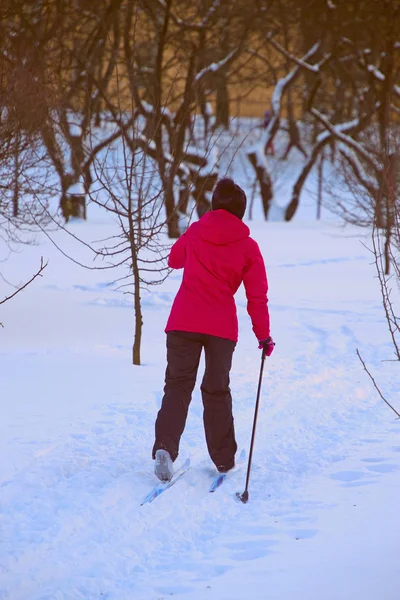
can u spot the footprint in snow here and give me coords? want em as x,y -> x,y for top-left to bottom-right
225,539 -> 278,561
341,480 -> 377,488
91,426 -> 106,434
235,524 -> 278,536
290,528 -> 318,540
155,585 -> 194,595
70,433 -> 88,440
281,515 -> 315,525
330,470 -> 381,488
366,463 -> 398,474
72,281 -> 114,292
330,471 -> 367,482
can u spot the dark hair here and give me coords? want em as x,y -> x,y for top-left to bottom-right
211,178 -> 247,220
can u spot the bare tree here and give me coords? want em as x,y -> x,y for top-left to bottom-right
1,0 -> 126,222
240,0 -> 398,224
90,131 -> 170,365
0,4 -> 52,323
245,40 -> 321,219
357,187 -> 400,418
118,0 -> 256,237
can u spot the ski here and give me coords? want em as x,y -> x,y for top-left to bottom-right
209,449 -> 246,493
141,458 -> 190,505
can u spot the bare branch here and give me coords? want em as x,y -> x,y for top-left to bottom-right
310,107 -> 382,176
266,35 -> 322,74
164,0 -> 221,31
337,146 -> 379,199
357,349 -> 400,419
0,257 -> 48,309
194,49 -> 239,84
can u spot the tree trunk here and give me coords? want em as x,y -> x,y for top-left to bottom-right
378,35 -> 394,156
317,153 -> 324,220
249,177 -> 258,221
247,151 -> 273,219
12,138 -> 20,218
215,74 -> 230,130
285,138 -> 328,221
164,180 -> 180,238
132,251 -> 142,366
193,172 -> 217,218
384,229 -> 391,276
214,25 -> 230,130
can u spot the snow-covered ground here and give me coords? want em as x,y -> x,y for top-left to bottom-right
1,139 -> 400,599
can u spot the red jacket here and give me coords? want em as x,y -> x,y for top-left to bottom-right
165,209 -> 270,343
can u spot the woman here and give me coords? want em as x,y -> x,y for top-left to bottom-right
153,178 -> 274,481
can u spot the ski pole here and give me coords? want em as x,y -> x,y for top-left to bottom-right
236,348 -> 266,504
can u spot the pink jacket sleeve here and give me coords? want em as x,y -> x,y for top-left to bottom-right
243,241 -> 270,341
168,233 -> 187,269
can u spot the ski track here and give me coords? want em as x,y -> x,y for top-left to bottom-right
1,415 -> 399,600
1,336 -> 397,600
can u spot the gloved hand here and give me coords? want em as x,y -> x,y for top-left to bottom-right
258,337 -> 275,357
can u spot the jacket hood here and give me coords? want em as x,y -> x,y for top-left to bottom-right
197,209 -> 250,246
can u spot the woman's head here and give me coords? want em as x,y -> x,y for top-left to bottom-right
211,178 -> 247,220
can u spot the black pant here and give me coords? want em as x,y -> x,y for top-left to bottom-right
152,331 -> 237,469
